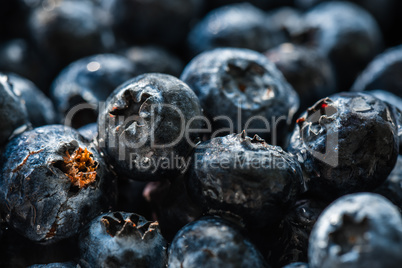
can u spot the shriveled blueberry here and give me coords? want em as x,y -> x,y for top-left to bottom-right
168,216 -> 268,268
77,123 -> 97,142
288,92 -> 399,200
352,45 -> 402,98
98,73 -> 203,181
188,3 -> 283,55
108,0 -> 203,47
0,39 -> 48,88
7,73 -> 57,127
302,1 -> 382,90
188,132 -> 305,228
28,0 -> 114,68
181,48 -> 299,145
117,45 -> 184,77
51,54 -> 139,128
265,43 -> 336,112
0,125 -> 117,244
0,73 -> 30,146
375,155 -> 402,213
309,193 -> 402,268
79,212 -> 167,268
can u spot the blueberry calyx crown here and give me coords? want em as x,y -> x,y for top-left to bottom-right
101,212 -> 159,239
60,147 -> 98,188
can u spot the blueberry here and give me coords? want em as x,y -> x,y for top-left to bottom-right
29,262 -> 78,268
28,0 -> 114,68
352,45 -> 402,98
0,39 -> 48,89
309,193 -> 402,268
282,263 -> 309,268
188,3 -> 283,55
302,1 -> 382,90
108,0 -> 203,47
267,7 -> 305,42
0,125 -> 117,243
7,73 -> 57,127
375,155 -> 402,213
77,123 -> 97,142
288,92 -> 399,200
188,132 -> 305,228
181,48 -> 299,145
265,43 -> 336,112
51,54 -> 140,128
79,212 -> 167,268
117,45 -> 184,78
0,73 -> 30,146
168,216 -> 268,268
98,73 -> 203,181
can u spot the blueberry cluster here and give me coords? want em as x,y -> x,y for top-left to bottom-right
1,1 -> 402,267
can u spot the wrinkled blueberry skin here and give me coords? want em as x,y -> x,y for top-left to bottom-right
375,155 -> 402,213
188,3 -> 283,55
108,0 -> 203,47
0,125 -> 117,244
51,54 -> 139,128
303,2 -> 382,90
7,73 -> 57,127
181,48 -> 299,146
98,73 -> 203,181
265,44 -> 336,112
282,263 -> 309,268
289,93 -> 399,201
309,193 -> 402,268
79,212 -> 167,268
352,45 -> 402,98
118,46 -> 184,78
168,216 -> 268,268
28,0 -> 114,68
188,133 -> 305,228
0,39 -> 48,89
270,199 -> 327,266
77,123 -> 97,142
0,74 -> 30,146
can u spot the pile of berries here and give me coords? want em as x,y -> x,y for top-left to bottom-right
1,0 -> 402,267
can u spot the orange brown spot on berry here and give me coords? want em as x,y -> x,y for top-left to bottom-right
60,147 -> 98,188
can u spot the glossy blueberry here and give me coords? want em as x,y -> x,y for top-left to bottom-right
288,92 -> 399,200
0,73 -> 30,146
352,45 -> 402,98
28,0 -> 114,68
117,45 -> 184,78
181,48 -> 299,145
79,212 -> 167,268
7,73 -> 57,127
188,132 -> 305,228
265,43 -> 336,112
375,155 -> 402,213
0,125 -> 117,244
98,73 -> 203,181
51,54 -> 139,128
168,216 -> 268,268
188,3 -> 282,55
108,0 -> 203,47
309,193 -> 402,268
0,39 -> 48,88
302,1 -> 382,90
